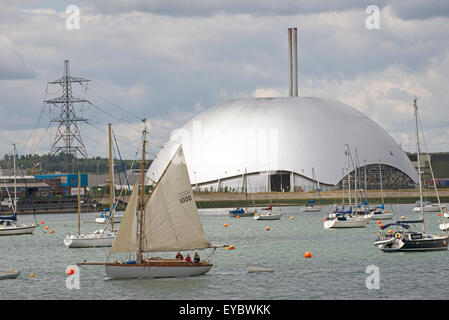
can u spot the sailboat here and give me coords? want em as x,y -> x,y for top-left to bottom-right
0,144 -> 37,236
324,145 -> 369,229
301,168 -> 322,212
374,98 -> 448,252
78,132 -> 219,278
369,160 -> 393,220
254,170 -> 282,220
229,168 -> 257,217
64,124 -> 116,248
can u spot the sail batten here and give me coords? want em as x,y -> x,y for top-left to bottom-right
141,147 -> 210,252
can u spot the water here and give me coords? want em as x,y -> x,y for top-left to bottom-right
1,204 -> 449,300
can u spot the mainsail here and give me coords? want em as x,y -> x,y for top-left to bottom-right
142,147 -> 211,252
110,147 -> 210,254
110,180 -> 139,253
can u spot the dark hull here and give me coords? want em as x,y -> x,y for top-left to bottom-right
400,237 -> 448,251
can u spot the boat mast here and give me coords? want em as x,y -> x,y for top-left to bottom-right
378,160 -> 384,205
13,144 -> 17,214
137,122 -> 147,264
346,145 -> 352,206
108,123 -> 114,232
77,171 -> 81,235
414,97 -> 425,232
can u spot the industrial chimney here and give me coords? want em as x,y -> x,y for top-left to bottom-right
288,27 -> 298,97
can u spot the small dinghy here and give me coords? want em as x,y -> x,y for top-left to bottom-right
247,266 -> 275,273
0,269 -> 20,280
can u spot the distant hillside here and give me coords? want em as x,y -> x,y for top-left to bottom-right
0,153 -> 151,175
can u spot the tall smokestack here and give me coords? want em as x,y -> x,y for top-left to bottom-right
292,27 -> 298,97
288,28 -> 293,97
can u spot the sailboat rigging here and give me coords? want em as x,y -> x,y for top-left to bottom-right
78,125 -> 224,278
374,97 -> 448,252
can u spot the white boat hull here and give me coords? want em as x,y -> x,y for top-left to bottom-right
0,224 -> 37,236
254,212 -> 282,220
0,269 -> 20,280
412,205 -> 443,212
370,212 -> 394,220
324,217 -> 368,229
64,231 -> 116,248
301,207 -> 321,212
105,260 -> 213,279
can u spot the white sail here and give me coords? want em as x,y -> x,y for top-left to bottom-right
142,147 -> 211,252
110,180 -> 139,253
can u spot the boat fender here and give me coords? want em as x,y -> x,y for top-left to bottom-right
395,232 -> 401,239
125,260 -> 136,264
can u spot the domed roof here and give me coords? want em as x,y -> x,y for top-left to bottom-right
147,97 -> 417,186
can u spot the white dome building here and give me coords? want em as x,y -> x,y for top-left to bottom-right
147,97 -> 417,192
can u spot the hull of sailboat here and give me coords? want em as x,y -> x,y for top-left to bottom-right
64,231 -> 116,248
229,210 -> 256,217
0,269 -> 20,280
324,217 -> 368,229
0,224 -> 37,236
105,260 -> 213,279
254,212 -> 281,220
370,212 -> 393,220
412,205 -> 442,212
301,206 -> 321,212
95,212 -> 124,224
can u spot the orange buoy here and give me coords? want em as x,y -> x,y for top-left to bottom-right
229,245 -> 235,250
236,215 -> 240,219
323,218 -> 327,222
387,229 -> 393,234
290,217 -> 295,220
401,216 -> 405,219
379,224 -> 383,228
265,227 -> 270,231
44,226 -> 49,230
373,232 -> 377,234
40,221 -> 44,224
304,251 -> 312,258
50,230 -> 55,234
377,221 -> 382,224
224,224 -> 228,227
30,273 -> 35,278
438,213 -> 441,216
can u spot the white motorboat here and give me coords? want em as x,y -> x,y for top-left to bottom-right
254,211 -> 282,220
247,266 -> 274,273
64,229 -> 116,248
301,205 -> 321,212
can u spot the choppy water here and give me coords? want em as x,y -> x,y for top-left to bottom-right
1,203 -> 449,300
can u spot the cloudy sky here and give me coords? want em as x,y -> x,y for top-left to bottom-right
1,0 -> 449,160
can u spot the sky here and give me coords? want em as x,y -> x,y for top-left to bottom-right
1,0 -> 449,160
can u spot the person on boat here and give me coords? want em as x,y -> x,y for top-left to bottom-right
185,254 -> 192,263
176,251 -> 183,260
193,252 -> 200,263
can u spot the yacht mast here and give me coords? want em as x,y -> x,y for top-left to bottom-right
137,123 -> 147,264
108,123 -> 115,231
414,97 -> 425,232
13,144 -> 17,214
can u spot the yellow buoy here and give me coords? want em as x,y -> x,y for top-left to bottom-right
290,217 -> 295,220
30,273 -> 35,278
